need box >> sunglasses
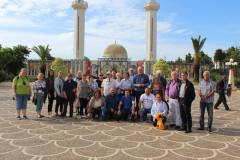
[22,80,26,85]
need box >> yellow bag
[155,112,165,130]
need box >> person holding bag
[32,73,46,118]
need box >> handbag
[32,94,37,105]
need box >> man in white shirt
[139,87,155,121]
[101,71,117,97]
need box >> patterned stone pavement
[0,82,240,160]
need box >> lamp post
[225,59,238,90]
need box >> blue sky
[0,0,239,61]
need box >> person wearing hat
[101,71,117,97]
[214,75,230,111]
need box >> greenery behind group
[0,43,239,87]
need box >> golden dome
[103,43,128,59]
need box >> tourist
[179,71,196,133]
[119,72,133,96]
[101,71,117,97]
[151,93,169,127]
[74,70,82,83]
[198,71,215,132]
[46,69,55,117]
[165,71,182,129]
[151,77,164,97]
[77,74,91,116]
[139,87,155,121]
[12,68,31,120]
[89,75,99,92]
[133,67,150,119]
[156,70,167,92]
[115,72,122,95]
[117,89,134,121]
[105,87,120,120]
[214,75,230,111]
[62,74,77,117]
[87,89,105,120]
[32,73,46,118]
[54,71,64,116]
[112,70,117,79]
[96,73,104,88]
[128,67,135,83]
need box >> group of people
[12,67,231,133]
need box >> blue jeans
[141,108,151,121]
[101,107,108,121]
[200,102,213,129]
[16,95,28,110]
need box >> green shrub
[211,71,222,82]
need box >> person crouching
[151,93,168,128]
[87,89,105,120]
[105,87,120,120]
[117,89,134,121]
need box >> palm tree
[214,49,226,70]
[32,45,53,76]
[191,36,206,82]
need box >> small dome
[103,43,128,59]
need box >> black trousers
[179,98,192,131]
[108,109,118,120]
[62,99,74,117]
[214,93,229,110]
[79,98,88,115]
[92,107,101,119]
[55,96,64,114]
[48,91,55,113]
[133,91,144,119]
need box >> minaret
[144,0,160,61]
[72,0,88,60]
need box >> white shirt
[179,81,186,98]
[119,79,133,90]
[140,93,155,109]
[101,78,117,96]
[151,101,168,120]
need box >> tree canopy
[51,58,68,76]
[152,59,170,77]
[0,45,30,78]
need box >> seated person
[87,89,105,120]
[105,87,120,120]
[117,89,134,121]
[151,93,169,127]
[139,87,155,121]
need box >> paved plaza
[0,82,239,160]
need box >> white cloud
[0,0,71,16]
[0,17,38,28]
[55,11,67,17]
[0,0,196,61]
